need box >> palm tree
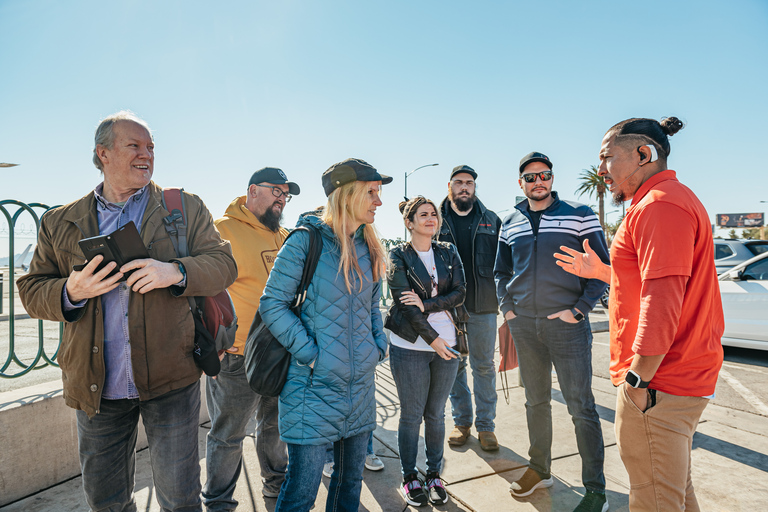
[575,165,606,228]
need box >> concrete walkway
[3,312,768,511]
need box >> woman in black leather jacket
[384,196,468,507]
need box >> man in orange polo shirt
[555,116,723,511]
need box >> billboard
[716,213,764,228]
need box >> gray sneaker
[365,454,385,471]
[322,461,334,478]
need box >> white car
[718,252,768,350]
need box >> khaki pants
[615,386,708,511]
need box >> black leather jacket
[438,198,501,314]
[384,241,468,344]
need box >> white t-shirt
[390,247,457,352]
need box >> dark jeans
[449,312,498,431]
[276,431,369,512]
[507,315,606,492]
[75,381,202,512]
[324,432,374,464]
[390,345,460,477]
[204,353,287,510]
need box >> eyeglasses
[521,171,553,183]
[257,184,292,202]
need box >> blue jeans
[324,432,374,464]
[507,315,606,493]
[276,431,369,512]
[203,353,287,510]
[449,312,498,431]
[390,345,459,477]
[75,381,202,512]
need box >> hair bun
[660,117,684,136]
[398,200,408,214]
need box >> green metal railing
[0,206,403,380]
[1,200,61,378]
[380,238,407,306]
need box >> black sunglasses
[521,171,553,183]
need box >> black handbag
[244,225,323,397]
[451,307,469,356]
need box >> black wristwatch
[625,370,651,389]
[571,308,585,322]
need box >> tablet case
[75,221,150,281]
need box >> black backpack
[244,225,323,397]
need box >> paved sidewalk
[4,312,768,511]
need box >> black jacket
[384,241,468,344]
[438,198,501,314]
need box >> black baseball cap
[322,158,392,197]
[450,165,477,180]
[249,167,300,195]
[519,152,553,174]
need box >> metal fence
[0,202,404,380]
[1,200,61,378]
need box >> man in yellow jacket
[204,167,300,508]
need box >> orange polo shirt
[609,170,724,396]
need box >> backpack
[161,187,237,377]
[244,224,323,397]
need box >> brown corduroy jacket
[17,181,237,417]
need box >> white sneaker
[322,461,334,478]
[365,454,385,471]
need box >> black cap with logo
[450,164,477,180]
[321,158,393,197]
[249,167,300,195]
[519,152,553,174]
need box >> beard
[449,189,477,212]
[526,187,551,202]
[611,191,626,206]
[258,203,283,232]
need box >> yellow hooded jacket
[215,196,288,354]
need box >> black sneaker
[509,467,554,497]
[401,474,428,507]
[574,490,609,512]
[425,471,449,505]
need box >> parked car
[714,239,768,274]
[718,252,768,351]
[599,286,609,309]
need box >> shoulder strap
[284,225,324,310]
[161,187,188,258]
[161,188,196,312]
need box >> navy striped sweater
[494,191,610,318]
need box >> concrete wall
[0,379,209,507]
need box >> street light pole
[403,163,438,239]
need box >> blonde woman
[259,158,390,512]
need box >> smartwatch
[571,308,585,322]
[174,261,187,284]
[625,370,651,389]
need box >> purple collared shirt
[63,184,150,399]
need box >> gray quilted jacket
[259,214,388,445]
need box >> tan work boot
[478,431,499,451]
[447,425,471,446]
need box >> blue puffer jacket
[259,214,388,445]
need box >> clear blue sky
[1,0,767,243]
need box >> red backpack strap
[161,187,188,258]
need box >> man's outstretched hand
[554,239,611,284]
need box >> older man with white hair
[18,111,237,512]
